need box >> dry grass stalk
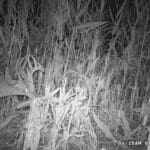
[0,0,150,150]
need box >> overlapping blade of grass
[1,0,150,150]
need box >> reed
[0,0,150,150]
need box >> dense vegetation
[0,0,150,150]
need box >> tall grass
[0,0,150,150]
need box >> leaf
[120,110,131,136]
[73,21,107,30]
[92,112,117,142]
[75,0,91,20]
